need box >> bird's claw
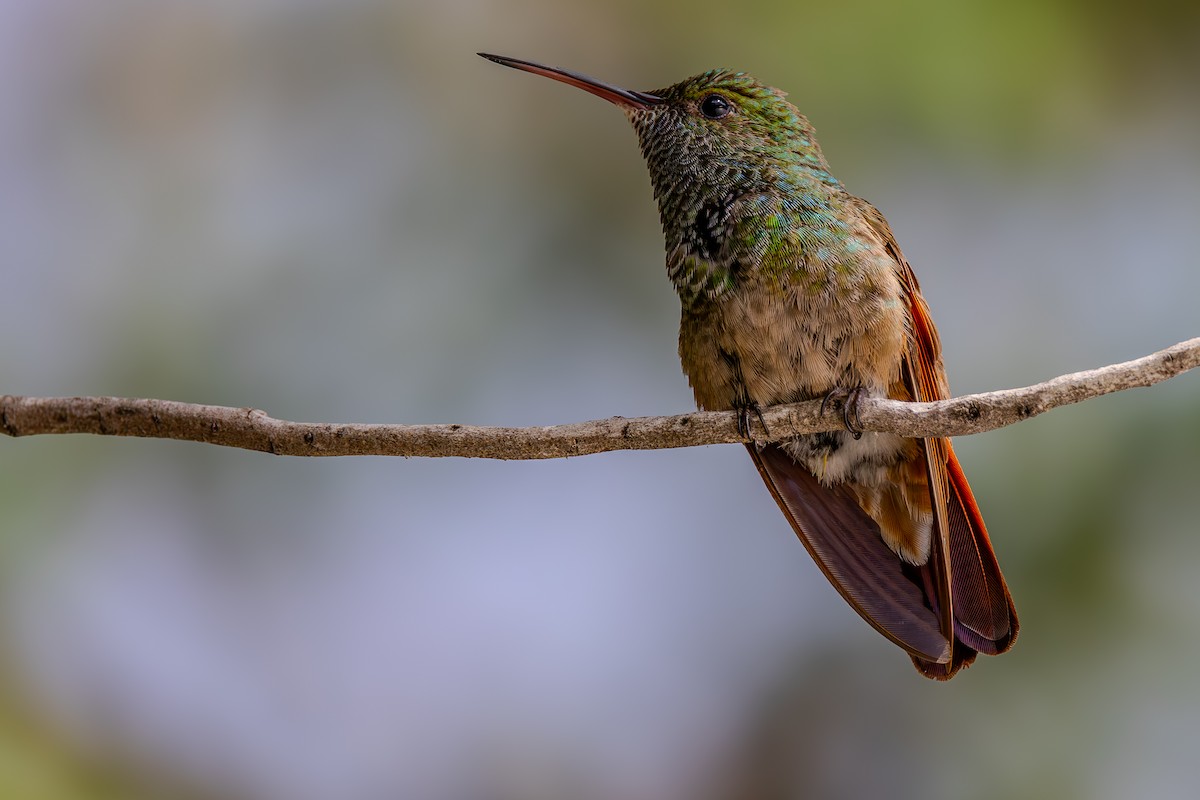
[820,386,865,440]
[736,402,769,441]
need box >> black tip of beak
[478,53,664,110]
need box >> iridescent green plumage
[626,71,860,307]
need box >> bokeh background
[2,1,1199,798]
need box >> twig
[2,338,1197,459]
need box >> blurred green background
[2,0,1199,798]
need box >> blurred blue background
[2,1,1199,798]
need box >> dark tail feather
[911,639,979,680]
[748,443,952,665]
[911,445,1018,679]
[943,446,1018,654]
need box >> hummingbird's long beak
[479,53,664,110]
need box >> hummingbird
[480,53,1017,679]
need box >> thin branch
[2,337,1197,459]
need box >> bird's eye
[699,94,733,119]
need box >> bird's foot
[819,386,866,440]
[735,401,769,441]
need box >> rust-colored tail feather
[944,445,1018,654]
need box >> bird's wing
[859,198,1018,678]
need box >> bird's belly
[681,286,908,410]
[679,283,911,486]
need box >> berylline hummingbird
[480,53,1017,679]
